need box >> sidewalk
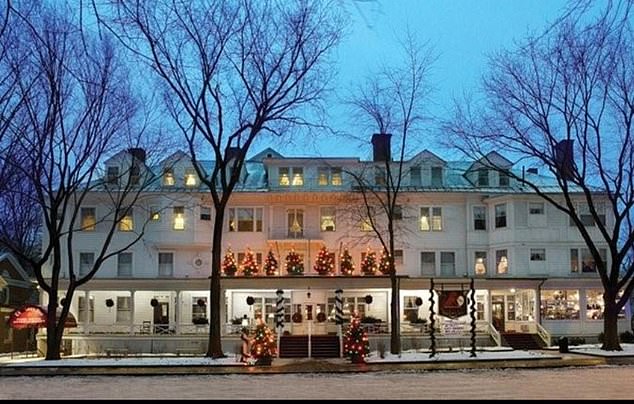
[0,350,615,377]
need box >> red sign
[8,304,77,329]
[438,291,468,319]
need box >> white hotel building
[41,135,630,356]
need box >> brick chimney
[371,133,392,162]
[128,148,146,164]
[554,139,574,180]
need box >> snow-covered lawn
[568,343,634,357]
[365,348,558,363]
[3,354,245,367]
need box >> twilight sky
[270,0,573,160]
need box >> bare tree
[0,2,160,359]
[344,30,434,354]
[445,0,634,350]
[94,0,343,357]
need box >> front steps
[501,333,544,350]
[279,335,340,358]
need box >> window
[173,207,185,230]
[393,250,403,265]
[410,166,421,186]
[116,296,132,323]
[78,295,94,323]
[495,250,508,274]
[420,207,442,231]
[130,164,140,185]
[375,166,386,186]
[586,290,625,320]
[570,248,607,273]
[318,167,329,186]
[79,252,94,276]
[530,249,546,261]
[571,203,606,227]
[118,208,134,231]
[192,297,207,323]
[541,290,580,320]
[494,204,507,228]
[473,206,486,230]
[318,167,342,186]
[320,207,336,232]
[228,208,263,232]
[475,251,487,276]
[477,168,489,186]
[287,208,304,238]
[403,296,420,323]
[106,166,119,185]
[421,252,435,276]
[331,167,342,186]
[117,252,133,277]
[328,296,367,323]
[279,168,290,186]
[200,207,211,221]
[499,169,510,187]
[184,169,197,187]
[431,166,443,187]
[360,218,373,232]
[291,167,304,186]
[440,252,455,276]
[158,252,174,277]
[163,168,175,186]
[476,294,485,321]
[81,208,96,231]
[150,206,160,221]
[529,202,544,215]
[393,205,403,221]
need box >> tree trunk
[45,300,61,360]
[601,299,622,351]
[390,274,401,354]
[207,208,225,358]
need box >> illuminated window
[320,207,336,232]
[360,218,373,232]
[279,167,290,186]
[163,168,175,186]
[318,167,329,186]
[119,208,134,231]
[331,168,342,186]
[475,251,487,275]
[116,296,131,322]
[291,167,303,186]
[318,167,342,186]
[184,169,197,187]
[585,290,625,320]
[150,206,160,221]
[78,295,94,323]
[228,208,262,232]
[173,206,185,230]
[81,207,96,231]
[540,290,579,320]
[393,249,403,265]
[496,250,508,274]
[420,207,442,231]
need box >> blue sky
[270,0,573,160]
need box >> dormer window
[291,167,303,186]
[477,168,489,186]
[318,167,343,186]
[106,166,119,185]
[410,166,421,186]
[130,164,140,185]
[431,166,443,187]
[279,168,290,186]
[499,169,510,187]
[184,169,197,187]
[163,168,175,186]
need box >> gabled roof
[466,151,513,172]
[159,150,191,167]
[0,252,35,288]
[251,148,284,161]
[409,149,446,165]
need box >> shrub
[193,317,209,325]
[231,316,243,325]
[620,331,634,343]
[360,316,382,324]
[569,337,585,346]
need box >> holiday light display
[343,315,369,363]
[360,249,377,276]
[285,248,304,275]
[313,246,335,275]
[241,248,259,276]
[263,249,279,276]
[339,248,355,276]
[378,248,392,275]
[222,247,238,276]
[250,321,276,365]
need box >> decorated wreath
[292,312,303,323]
[316,312,327,323]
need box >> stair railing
[535,322,551,347]
[488,322,502,347]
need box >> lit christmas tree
[313,246,335,275]
[250,320,276,365]
[241,248,259,276]
[285,248,304,275]
[222,247,238,276]
[340,248,355,276]
[343,315,369,363]
[263,249,278,276]
[360,249,377,276]
[378,248,392,275]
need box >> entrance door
[153,302,169,334]
[492,296,505,332]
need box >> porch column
[175,290,181,335]
[129,290,136,335]
[219,287,227,336]
[84,290,91,335]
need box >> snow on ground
[568,343,634,356]
[365,348,557,363]
[3,354,244,367]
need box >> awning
[7,304,77,329]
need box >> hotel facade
[40,136,630,355]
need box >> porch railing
[488,323,502,346]
[535,322,551,347]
